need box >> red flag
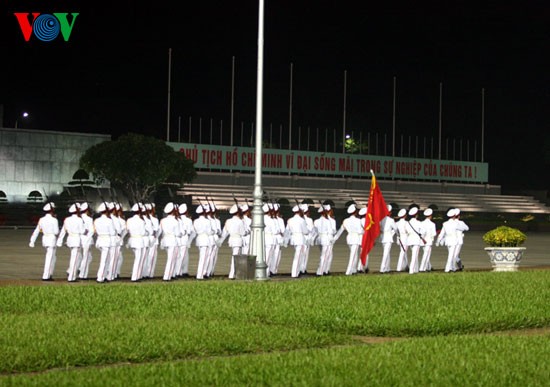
[360,172,390,266]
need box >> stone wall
[0,128,110,203]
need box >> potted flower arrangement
[483,226,527,272]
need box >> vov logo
[14,13,79,42]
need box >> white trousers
[379,242,393,273]
[42,246,57,280]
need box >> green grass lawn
[1,271,549,386]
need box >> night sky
[1,1,548,190]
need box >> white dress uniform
[419,209,437,272]
[93,206,116,283]
[314,206,336,276]
[284,207,310,278]
[218,205,247,279]
[29,203,60,280]
[56,205,85,282]
[436,209,470,272]
[126,208,148,282]
[333,204,364,276]
[300,205,317,275]
[240,205,252,255]
[262,204,279,276]
[206,210,222,277]
[453,209,469,270]
[395,209,409,272]
[193,206,214,279]
[175,204,194,278]
[159,203,183,281]
[272,205,286,275]
[404,207,425,274]
[379,205,396,273]
[78,204,95,279]
[108,211,125,281]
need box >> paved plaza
[0,228,548,284]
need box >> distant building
[0,128,110,203]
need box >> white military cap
[80,202,89,211]
[446,208,457,217]
[408,207,419,216]
[455,208,461,216]
[107,202,115,211]
[324,204,331,211]
[273,203,280,210]
[203,204,211,213]
[42,203,52,212]
[97,202,107,213]
[196,205,204,214]
[229,204,239,214]
[164,202,174,214]
[240,204,249,212]
[359,207,367,216]
[131,203,140,212]
[317,206,324,213]
[347,204,357,214]
[397,208,407,218]
[292,205,300,212]
[423,208,433,216]
[145,203,152,211]
[387,204,392,212]
[68,204,78,213]
[262,203,269,212]
[178,203,188,214]
[300,204,309,212]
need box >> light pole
[250,0,268,280]
[15,112,29,128]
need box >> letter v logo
[53,13,80,41]
[14,13,40,41]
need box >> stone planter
[484,247,526,272]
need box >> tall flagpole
[166,48,172,141]
[288,62,293,150]
[230,56,235,146]
[251,0,267,280]
[342,69,347,153]
[481,87,485,162]
[438,82,442,160]
[392,76,396,157]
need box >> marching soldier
[29,202,60,281]
[126,203,148,282]
[379,204,396,274]
[284,204,310,278]
[395,208,409,272]
[93,202,116,283]
[57,203,85,282]
[314,204,336,276]
[218,204,247,279]
[78,202,95,280]
[419,208,437,272]
[159,202,182,281]
[333,203,363,276]
[405,207,425,274]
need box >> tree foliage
[79,133,196,201]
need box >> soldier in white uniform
[272,203,286,276]
[454,208,469,271]
[357,206,369,273]
[379,204,396,274]
[436,208,469,272]
[78,202,95,280]
[284,205,310,278]
[109,202,126,281]
[93,202,117,283]
[29,202,60,281]
[206,204,222,278]
[175,203,195,278]
[333,204,364,276]
[395,208,409,272]
[142,203,160,279]
[193,205,214,280]
[218,204,247,279]
[240,204,252,255]
[159,202,182,281]
[405,207,425,274]
[126,203,148,282]
[300,204,317,275]
[314,204,336,276]
[57,203,85,282]
[262,203,276,276]
[419,208,437,272]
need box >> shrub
[482,226,526,247]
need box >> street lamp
[15,112,29,128]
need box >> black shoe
[42,278,53,281]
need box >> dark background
[1,1,548,190]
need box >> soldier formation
[28,199,469,282]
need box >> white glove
[29,242,34,248]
